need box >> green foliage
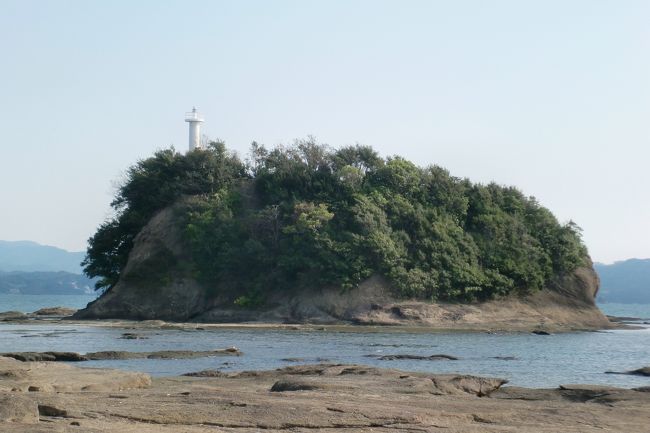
[233,292,265,308]
[83,144,245,290]
[84,140,589,303]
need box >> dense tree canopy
[84,140,588,303]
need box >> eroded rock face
[73,206,206,322]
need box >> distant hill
[595,259,650,304]
[0,240,85,274]
[0,271,94,295]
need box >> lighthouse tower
[184,107,204,151]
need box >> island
[74,140,610,331]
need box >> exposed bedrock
[0,357,151,394]
[2,361,650,432]
[1,347,242,363]
[366,353,459,361]
[605,366,650,377]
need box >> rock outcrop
[0,394,39,424]
[369,354,459,361]
[0,308,77,323]
[0,356,151,393]
[2,361,650,432]
[32,307,77,317]
[0,311,28,322]
[1,347,242,362]
[606,366,650,377]
[74,206,206,321]
[75,204,612,331]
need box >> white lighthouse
[184,107,204,151]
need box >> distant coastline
[595,259,650,304]
[0,271,95,296]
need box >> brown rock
[86,348,242,360]
[0,394,39,423]
[2,361,650,432]
[2,348,241,363]
[0,311,28,321]
[72,205,207,321]
[270,379,322,392]
[431,375,508,396]
[0,356,151,393]
[33,307,77,316]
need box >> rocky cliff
[74,204,611,331]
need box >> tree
[83,145,245,290]
[85,139,589,303]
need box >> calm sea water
[0,294,649,389]
[598,302,650,319]
[0,293,97,313]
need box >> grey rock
[270,379,321,392]
[369,354,459,361]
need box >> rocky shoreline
[0,305,630,334]
[72,263,615,333]
[1,306,648,431]
[0,347,241,362]
[1,357,649,432]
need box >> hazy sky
[0,0,648,263]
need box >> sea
[0,293,649,389]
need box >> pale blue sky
[0,0,648,263]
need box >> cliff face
[74,206,206,321]
[75,205,611,331]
